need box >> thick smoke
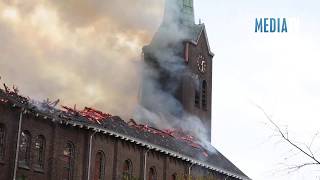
[134,1,215,152]
[0,0,164,118]
[0,0,214,153]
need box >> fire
[128,119,202,149]
[0,83,208,156]
[61,106,112,124]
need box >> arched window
[148,167,157,180]
[94,151,105,180]
[19,130,31,167]
[171,173,177,180]
[62,142,75,180]
[0,124,6,161]
[208,171,215,180]
[122,159,133,180]
[195,88,200,108]
[201,80,207,110]
[194,80,200,108]
[34,135,46,169]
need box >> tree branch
[286,162,319,173]
[256,105,320,166]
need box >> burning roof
[0,84,249,180]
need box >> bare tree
[256,105,320,172]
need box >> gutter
[143,148,151,180]
[188,163,195,179]
[82,124,250,180]
[87,131,97,180]
[13,109,24,180]
[13,109,250,180]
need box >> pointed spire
[162,0,195,26]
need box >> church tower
[141,0,214,141]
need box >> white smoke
[134,0,215,153]
[0,0,215,154]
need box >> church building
[141,0,213,141]
[0,0,249,180]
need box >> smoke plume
[134,1,215,152]
[0,0,214,152]
[0,0,164,118]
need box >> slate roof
[0,88,250,180]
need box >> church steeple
[141,0,213,141]
[163,0,195,26]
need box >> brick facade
[0,102,240,180]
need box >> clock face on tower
[197,54,207,73]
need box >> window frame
[148,166,157,180]
[201,80,207,110]
[171,173,177,180]
[18,130,32,168]
[62,142,75,180]
[94,151,106,180]
[34,135,46,170]
[122,159,133,180]
[195,86,200,108]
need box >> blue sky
[194,0,320,179]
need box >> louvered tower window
[195,87,200,108]
[202,80,207,110]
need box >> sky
[0,0,320,180]
[193,0,320,179]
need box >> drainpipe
[188,163,195,180]
[87,130,97,180]
[143,148,151,180]
[13,109,24,180]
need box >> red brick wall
[89,134,116,180]
[0,104,20,180]
[182,29,213,141]
[0,103,238,180]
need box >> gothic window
[194,79,200,108]
[122,159,133,180]
[195,87,200,108]
[34,135,45,169]
[19,130,31,167]
[0,124,5,161]
[94,151,105,180]
[201,80,207,110]
[171,173,177,180]
[148,167,157,180]
[62,142,75,180]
